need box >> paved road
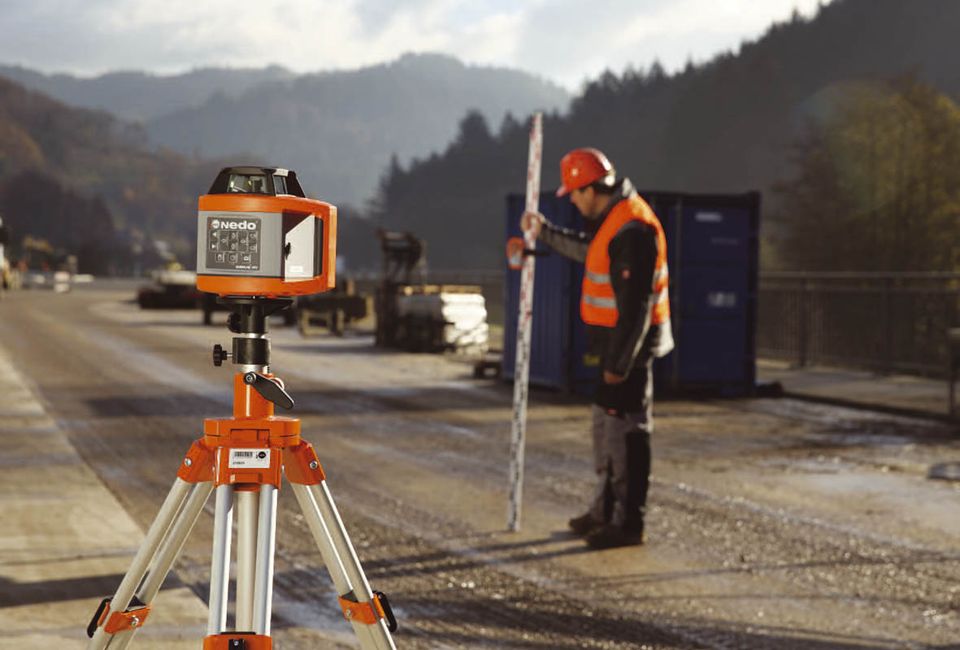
[2,285,960,649]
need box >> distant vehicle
[53,271,71,293]
[137,269,204,309]
[24,271,72,292]
[135,268,292,326]
[296,278,368,337]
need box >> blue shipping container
[503,190,759,395]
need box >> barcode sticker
[229,448,271,469]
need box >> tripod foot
[203,633,272,649]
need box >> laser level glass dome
[207,167,306,198]
[227,173,269,194]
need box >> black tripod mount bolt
[212,344,230,367]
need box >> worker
[521,147,673,549]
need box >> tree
[453,111,492,149]
[0,170,118,274]
[774,76,960,271]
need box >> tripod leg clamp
[177,440,216,483]
[87,597,152,636]
[283,443,326,485]
[105,605,152,634]
[339,591,398,632]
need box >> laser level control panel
[205,215,262,272]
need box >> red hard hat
[556,147,615,197]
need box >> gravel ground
[1,286,959,649]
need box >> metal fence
[758,272,960,377]
[352,268,960,378]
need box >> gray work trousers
[587,405,652,531]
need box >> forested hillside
[0,77,219,272]
[373,0,960,271]
[0,53,569,273]
[3,53,569,214]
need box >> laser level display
[196,166,337,297]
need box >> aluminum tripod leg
[87,478,213,650]
[207,484,234,635]
[235,489,259,631]
[291,482,397,650]
[252,484,279,635]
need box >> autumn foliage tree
[774,77,960,271]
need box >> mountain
[0,76,221,272]
[0,64,296,122]
[2,54,570,209]
[371,0,960,270]
[142,53,570,206]
[0,51,568,273]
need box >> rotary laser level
[197,166,337,297]
[87,168,397,650]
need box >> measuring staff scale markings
[86,166,397,650]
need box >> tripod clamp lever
[244,372,294,410]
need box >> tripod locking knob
[244,372,294,410]
[212,344,230,367]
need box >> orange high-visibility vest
[581,194,671,329]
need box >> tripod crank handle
[243,372,294,410]
[374,591,398,633]
[87,597,111,638]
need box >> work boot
[585,523,645,549]
[568,512,603,536]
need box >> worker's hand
[603,370,626,385]
[520,210,545,239]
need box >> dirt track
[2,284,960,649]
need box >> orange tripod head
[196,166,337,298]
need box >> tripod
[87,297,397,650]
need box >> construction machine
[375,229,488,353]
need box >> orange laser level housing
[196,167,337,297]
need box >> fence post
[883,276,894,374]
[798,278,808,368]
[949,328,960,419]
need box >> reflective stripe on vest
[581,194,671,328]
[583,294,617,309]
[585,270,611,284]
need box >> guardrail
[758,272,960,377]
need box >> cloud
[0,0,827,87]
[511,0,826,89]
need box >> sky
[0,0,827,90]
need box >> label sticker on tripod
[229,448,271,469]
